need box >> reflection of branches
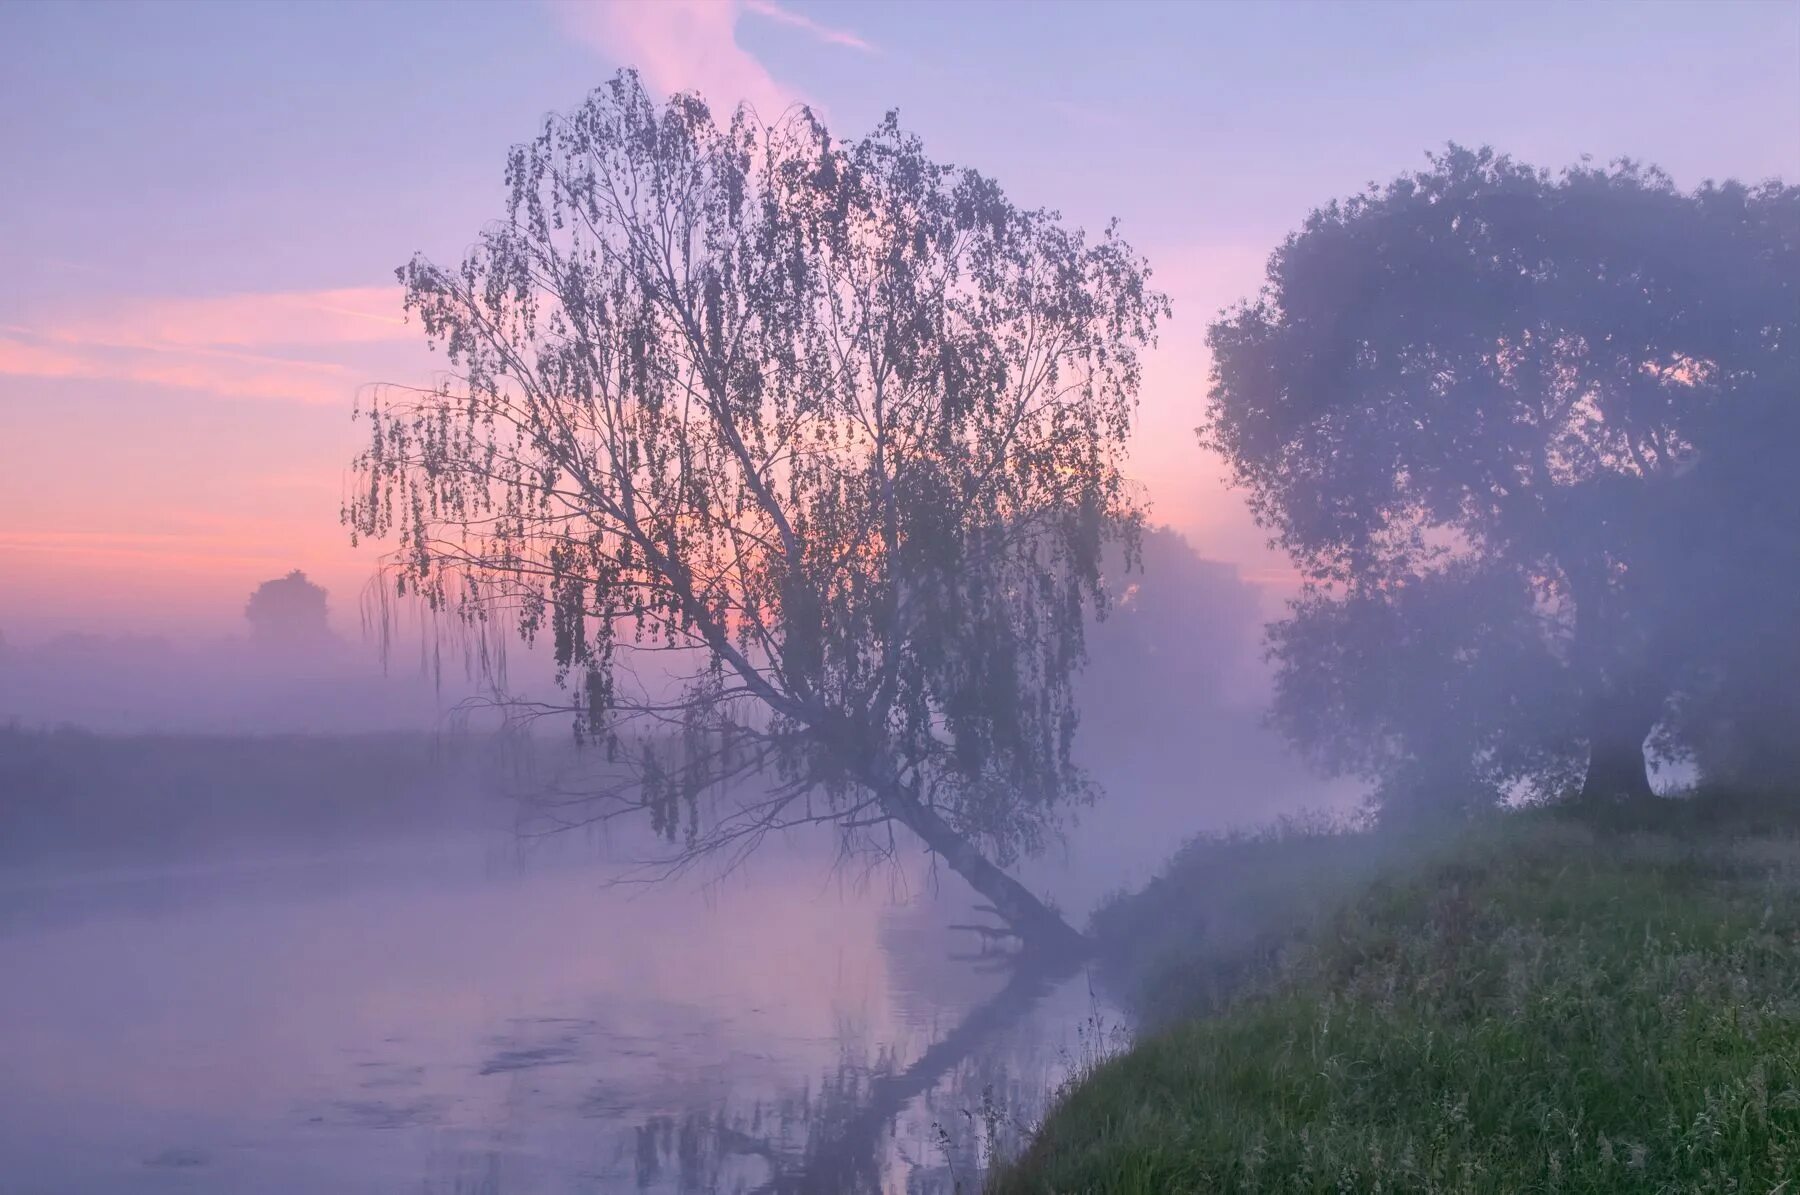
[784,962,1068,1193]
[681,955,1078,1194]
[467,718,914,899]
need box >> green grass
[993,792,1800,1193]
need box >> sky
[1,0,1796,642]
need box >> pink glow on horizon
[0,287,424,638]
[0,242,1285,642]
[0,13,1301,645]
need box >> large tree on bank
[346,73,1165,952]
[1205,147,1796,809]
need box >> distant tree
[245,569,333,648]
[346,72,1165,952]
[1077,526,1261,746]
[1205,147,1796,808]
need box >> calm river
[0,832,1124,1193]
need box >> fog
[0,536,1349,884]
[3,5,1792,1192]
[0,538,1350,1192]
[0,817,1103,1193]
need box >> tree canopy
[1205,146,1797,810]
[244,569,333,649]
[346,72,1165,950]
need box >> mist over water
[0,826,1090,1193]
[5,6,1780,1191]
[0,545,1346,1193]
[0,781,1331,1191]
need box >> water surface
[0,833,1122,1193]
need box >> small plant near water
[932,987,1134,1190]
[991,791,1800,1193]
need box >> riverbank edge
[989,789,1800,1192]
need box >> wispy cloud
[551,0,798,120]
[0,286,409,405]
[741,0,874,52]
[550,0,872,120]
[58,287,409,349]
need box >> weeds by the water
[932,983,1134,1191]
[992,792,1800,1193]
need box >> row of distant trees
[342,72,1795,949]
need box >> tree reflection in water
[625,956,1113,1194]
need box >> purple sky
[2,0,1795,640]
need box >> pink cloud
[59,286,410,350]
[550,0,803,121]
[741,0,874,52]
[0,285,411,405]
[0,336,89,379]
[0,328,362,405]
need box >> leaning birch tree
[346,72,1165,953]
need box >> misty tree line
[347,71,1796,951]
[1206,148,1797,812]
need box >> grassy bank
[994,793,1800,1192]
